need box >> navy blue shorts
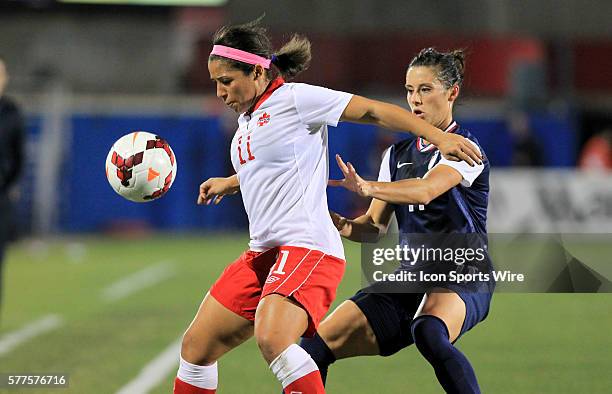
[350,284,493,357]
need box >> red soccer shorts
[209,246,345,337]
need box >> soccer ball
[105,131,177,202]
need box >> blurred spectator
[579,129,612,170]
[0,57,25,321]
[181,37,214,93]
[508,110,544,166]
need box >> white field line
[0,314,63,357]
[101,261,176,302]
[115,337,182,394]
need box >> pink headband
[210,45,272,69]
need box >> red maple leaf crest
[257,112,271,127]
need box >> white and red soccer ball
[105,132,177,202]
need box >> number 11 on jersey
[237,135,255,164]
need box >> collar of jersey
[244,77,285,116]
[416,121,458,152]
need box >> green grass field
[1,234,611,393]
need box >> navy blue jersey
[377,122,493,283]
[380,122,489,235]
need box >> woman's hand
[329,210,352,237]
[197,175,239,205]
[435,133,482,166]
[328,154,372,197]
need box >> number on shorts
[272,250,290,275]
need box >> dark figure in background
[0,58,25,321]
[508,110,544,166]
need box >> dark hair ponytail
[408,47,466,89]
[272,34,311,79]
[210,17,311,80]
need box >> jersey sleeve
[292,83,353,127]
[377,147,392,182]
[434,140,484,187]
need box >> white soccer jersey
[230,79,353,259]
[378,147,392,182]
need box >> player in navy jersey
[299,48,494,394]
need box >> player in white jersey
[173,18,482,394]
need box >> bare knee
[181,329,217,366]
[179,293,254,366]
[254,328,288,364]
[181,325,251,366]
[254,295,309,363]
[318,301,378,359]
[254,312,303,364]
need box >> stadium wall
[15,110,587,235]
